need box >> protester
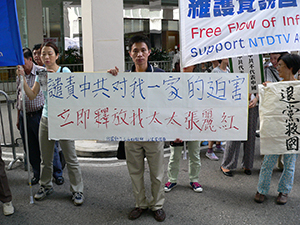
[16,47,64,186]
[206,59,229,161]
[254,53,300,205]
[220,93,258,177]
[32,44,44,66]
[0,146,14,216]
[264,52,288,82]
[205,60,219,73]
[219,57,259,176]
[107,35,166,222]
[165,65,202,193]
[17,42,84,206]
[264,52,290,170]
[32,44,66,181]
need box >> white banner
[259,81,300,155]
[179,0,300,68]
[48,72,248,141]
[231,55,263,93]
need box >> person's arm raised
[17,65,40,100]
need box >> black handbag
[116,141,126,159]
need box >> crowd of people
[1,35,300,223]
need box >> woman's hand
[107,66,119,76]
[262,81,271,87]
[249,97,258,108]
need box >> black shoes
[220,167,233,177]
[29,176,64,185]
[30,177,39,185]
[244,169,252,175]
[55,176,64,185]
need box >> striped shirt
[16,63,44,112]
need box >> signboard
[231,55,264,93]
[179,0,300,68]
[48,72,249,141]
[259,81,300,155]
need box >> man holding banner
[108,35,166,222]
[206,59,229,161]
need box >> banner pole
[179,0,188,160]
[21,76,34,204]
[179,0,183,71]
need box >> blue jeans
[53,142,63,179]
[257,154,298,195]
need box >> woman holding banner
[254,53,300,205]
[17,42,84,206]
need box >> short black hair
[279,54,300,75]
[32,44,42,51]
[128,35,151,51]
[23,47,33,60]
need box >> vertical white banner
[231,55,263,94]
[259,81,300,155]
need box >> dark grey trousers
[221,106,258,170]
[0,146,12,203]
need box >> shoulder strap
[269,68,280,82]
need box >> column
[82,0,124,72]
[26,0,44,48]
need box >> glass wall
[41,0,82,69]
[40,0,179,64]
[17,0,179,66]
[123,0,180,53]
